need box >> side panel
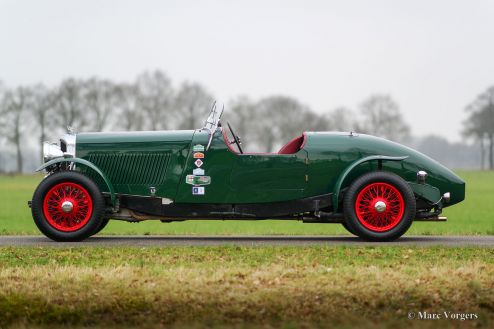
[76,131,193,198]
[174,130,235,203]
[229,152,307,201]
[174,129,308,203]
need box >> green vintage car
[30,105,465,242]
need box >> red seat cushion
[278,134,305,154]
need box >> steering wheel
[227,122,243,154]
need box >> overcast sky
[1,0,493,141]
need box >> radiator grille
[85,153,170,186]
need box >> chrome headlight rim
[60,133,76,157]
[43,142,64,162]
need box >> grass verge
[0,246,493,328]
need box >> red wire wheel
[42,182,93,232]
[354,182,405,232]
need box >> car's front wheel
[343,171,416,241]
[31,171,105,242]
[94,217,111,235]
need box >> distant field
[0,170,493,235]
[0,246,492,328]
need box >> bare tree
[300,110,331,132]
[0,87,31,173]
[136,70,174,130]
[478,87,494,170]
[254,96,316,152]
[254,96,288,152]
[227,96,329,152]
[175,82,214,129]
[227,96,257,149]
[463,108,486,169]
[54,78,88,132]
[0,82,6,172]
[324,107,358,131]
[359,94,411,142]
[113,83,144,131]
[463,86,494,170]
[84,78,116,131]
[416,135,481,169]
[29,84,56,162]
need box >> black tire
[341,221,357,235]
[343,171,416,241]
[31,171,105,242]
[94,217,111,235]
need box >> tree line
[0,69,489,172]
[0,71,214,172]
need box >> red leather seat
[278,134,306,154]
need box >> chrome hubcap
[61,201,74,213]
[374,201,386,213]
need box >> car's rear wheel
[343,171,415,241]
[31,171,105,242]
[341,221,357,235]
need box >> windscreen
[203,101,223,132]
[203,101,224,150]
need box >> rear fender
[333,155,408,211]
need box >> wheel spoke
[43,182,93,232]
[355,182,405,232]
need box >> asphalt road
[0,235,493,247]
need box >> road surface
[0,235,493,247]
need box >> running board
[414,216,447,221]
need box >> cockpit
[201,102,306,155]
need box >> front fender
[332,155,408,211]
[36,157,116,206]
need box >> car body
[30,105,465,241]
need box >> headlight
[43,142,64,161]
[43,133,76,163]
[60,133,76,156]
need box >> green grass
[0,246,492,328]
[0,170,493,235]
